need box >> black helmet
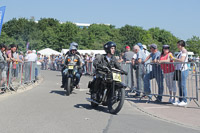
[104,41,116,54]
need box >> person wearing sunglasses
[158,45,176,103]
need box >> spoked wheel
[90,92,99,108]
[65,78,72,96]
[108,87,125,114]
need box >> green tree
[119,25,153,48]
[41,27,59,50]
[3,18,37,42]
[186,36,200,56]
[37,18,60,32]
[149,27,178,52]
[0,31,16,45]
[57,22,79,50]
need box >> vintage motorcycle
[87,66,127,114]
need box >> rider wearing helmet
[90,41,126,93]
[93,41,122,69]
[61,42,82,88]
[65,42,80,56]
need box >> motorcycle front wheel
[65,78,72,96]
[90,92,99,108]
[108,87,125,114]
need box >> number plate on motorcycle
[68,66,74,70]
[112,72,121,82]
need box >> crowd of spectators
[0,44,38,93]
[118,40,190,107]
[0,41,193,106]
[38,52,96,75]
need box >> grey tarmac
[0,70,199,133]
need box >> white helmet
[70,42,78,49]
[142,45,147,50]
[69,45,77,51]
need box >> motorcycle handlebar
[111,68,127,75]
[97,67,127,75]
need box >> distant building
[74,23,91,28]
[74,22,110,28]
[34,20,110,28]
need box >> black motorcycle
[87,67,127,114]
[64,59,78,96]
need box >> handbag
[173,52,188,81]
[0,63,5,70]
[173,70,181,81]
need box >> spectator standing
[32,50,38,80]
[0,44,9,92]
[143,44,164,102]
[170,40,189,106]
[19,51,24,61]
[142,44,152,72]
[8,44,22,80]
[124,45,135,63]
[18,51,24,73]
[85,53,90,74]
[132,45,147,96]
[41,55,44,70]
[118,52,125,63]
[159,45,176,103]
[25,50,37,62]
[81,54,86,74]
[25,50,37,82]
[142,45,150,57]
[43,55,48,70]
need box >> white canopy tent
[61,49,106,55]
[38,48,61,56]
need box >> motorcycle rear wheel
[108,87,125,114]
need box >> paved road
[0,70,199,133]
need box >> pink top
[160,53,175,73]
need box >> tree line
[0,18,199,56]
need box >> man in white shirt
[25,50,37,62]
[25,50,38,81]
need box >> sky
[0,0,200,40]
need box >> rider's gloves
[121,70,128,75]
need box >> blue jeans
[35,67,38,77]
[136,64,145,94]
[62,68,81,86]
[144,67,164,101]
[178,70,189,102]
[74,72,81,86]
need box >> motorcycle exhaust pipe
[86,98,100,105]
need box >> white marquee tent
[38,48,61,56]
[61,49,106,55]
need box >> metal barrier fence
[0,61,40,93]
[62,59,199,106]
[121,62,199,106]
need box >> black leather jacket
[93,54,121,70]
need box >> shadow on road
[74,104,109,113]
[50,90,77,96]
[126,98,171,105]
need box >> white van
[174,51,194,59]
